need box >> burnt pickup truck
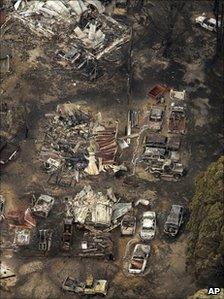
[62,275,108,296]
[168,100,187,134]
[0,136,20,167]
[148,106,164,131]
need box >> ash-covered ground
[0,1,223,299]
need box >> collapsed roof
[13,0,131,70]
[64,185,132,227]
[40,103,125,182]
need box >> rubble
[13,227,31,246]
[6,208,36,228]
[40,103,122,183]
[64,185,131,228]
[78,231,114,259]
[95,125,118,166]
[31,195,55,218]
[62,275,108,296]
[0,264,16,291]
[12,0,131,79]
[0,264,15,279]
[148,84,169,102]
[38,229,52,252]
[0,0,222,297]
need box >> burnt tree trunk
[214,0,224,57]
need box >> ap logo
[208,288,221,295]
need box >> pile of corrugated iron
[64,185,132,228]
[39,103,124,185]
[95,126,118,166]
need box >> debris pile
[40,103,122,184]
[78,231,114,259]
[6,208,36,229]
[64,185,132,227]
[62,274,108,296]
[12,0,131,79]
[0,264,17,291]
[13,227,31,246]
[5,208,36,248]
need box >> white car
[128,244,151,274]
[195,15,219,32]
[140,211,156,240]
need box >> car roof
[134,244,151,256]
[142,218,154,228]
[143,211,155,218]
[166,205,183,225]
[151,107,163,115]
[205,18,216,25]
[38,195,54,202]
[146,134,167,144]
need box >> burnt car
[168,100,187,134]
[31,195,55,218]
[13,227,31,246]
[145,134,167,148]
[121,214,136,236]
[62,217,73,251]
[44,158,61,173]
[149,159,185,181]
[166,136,181,151]
[148,106,164,131]
[144,147,166,161]
[144,134,167,161]
[38,229,52,252]
[128,244,151,274]
[164,205,184,237]
[62,275,108,296]
[0,136,19,167]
